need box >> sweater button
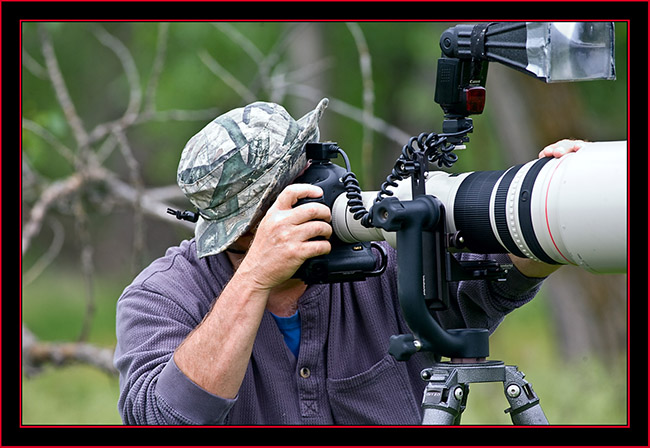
[299,367,311,378]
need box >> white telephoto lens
[332,141,627,274]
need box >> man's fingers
[539,139,586,159]
[269,184,331,225]
[273,184,324,210]
[269,219,332,251]
[298,220,333,241]
[291,201,331,224]
[301,239,332,259]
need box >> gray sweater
[114,239,544,425]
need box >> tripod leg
[503,365,549,425]
[421,375,469,425]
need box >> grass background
[21,265,627,426]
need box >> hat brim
[194,196,259,258]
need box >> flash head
[439,22,616,82]
[435,22,616,119]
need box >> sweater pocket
[326,355,422,425]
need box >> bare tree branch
[213,22,304,102]
[113,128,146,273]
[22,48,48,79]
[144,22,170,115]
[92,25,142,127]
[288,83,411,145]
[22,326,117,377]
[94,133,119,165]
[22,172,90,255]
[147,184,186,202]
[346,22,375,185]
[38,24,89,150]
[283,58,334,87]
[22,166,192,257]
[22,118,77,165]
[22,218,65,286]
[199,49,256,103]
[136,107,222,123]
[99,168,194,231]
[212,22,265,65]
[85,25,143,145]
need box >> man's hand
[238,184,332,291]
[538,139,586,159]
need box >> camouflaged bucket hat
[177,98,329,258]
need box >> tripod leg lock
[503,365,549,425]
[421,368,469,425]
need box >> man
[114,99,575,425]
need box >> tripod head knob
[389,334,422,361]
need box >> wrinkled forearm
[173,269,270,399]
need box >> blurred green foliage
[462,290,627,425]
[22,365,122,425]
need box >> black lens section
[453,170,505,254]
[453,159,559,264]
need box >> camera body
[291,142,386,284]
